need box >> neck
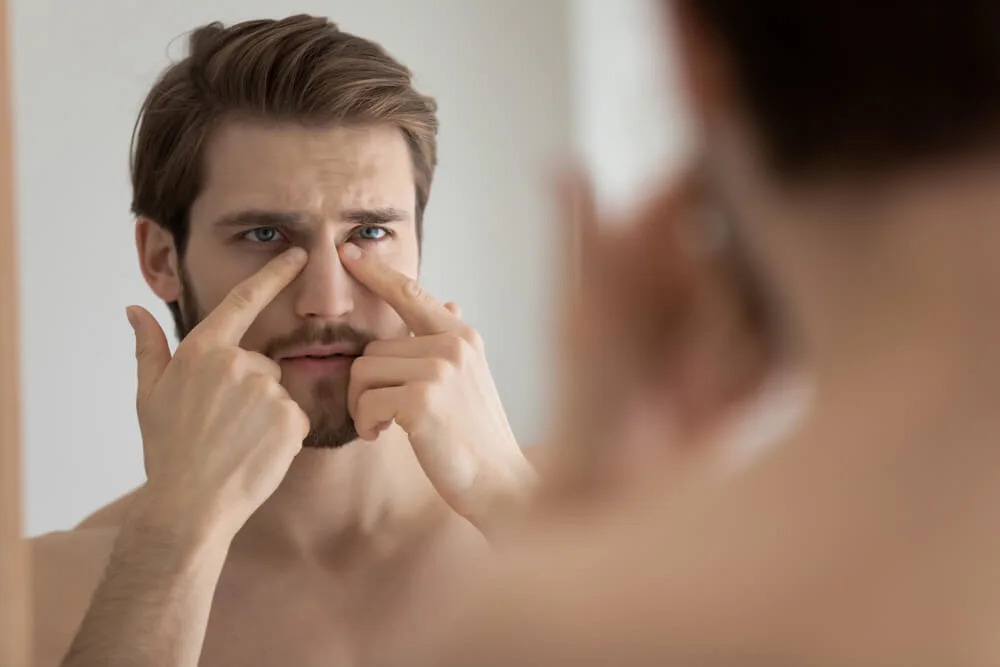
[234,424,446,562]
[721,146,1000,407]
[811,172,1000,398]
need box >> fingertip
[125,306,139,331]
[341,242,362,261]
[283,247,308,264]
[126,305,157,333]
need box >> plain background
[11,0,684,536]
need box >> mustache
[262,323,377,359]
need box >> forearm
[467,456,541,546]
[60,495,230,667]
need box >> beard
[174,269,382,449]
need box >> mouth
[280,353,358,375]
[278,343,361,359]
[293,353,358,360]
[278,346,360,374]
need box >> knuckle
[440,334,467,364]
[411,381,436,408]
[261,358,283,380]
[399,278,422,302]
[428,358,451,382]
[176,338,208,361]
[458,325,483,350]
[227,283,260,311]
[275,395,298,415]
[210,347,244,374]
[286,402,310,434]
[247,372,277,395]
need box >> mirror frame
[1,0,30,663]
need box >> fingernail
[342,243,362,260]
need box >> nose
[293,238,356,321]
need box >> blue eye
[243,227,284,244]
[355,226,389,242]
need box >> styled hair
[688,1,1000,181]
[129,15,439,327]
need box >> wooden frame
[1,0,30,663]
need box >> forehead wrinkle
[194,121,416,227]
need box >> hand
[340,243,536,532]
[547,167,771,499]
[126,248,312,542]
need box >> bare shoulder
[522,443,552,471]
[31,527,118,667]
[74,487,143,529]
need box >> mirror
[15,2,580,537]
[10,3,757,667]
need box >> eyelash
[239,225,394,245]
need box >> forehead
[190,120,416,226]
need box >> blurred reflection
[406,0,1000,665]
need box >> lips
[289,353,358,364]
[278,350,358,375]
[278,344,360,360]
[298,353,352,359]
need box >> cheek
[183,243,292,346]
[367,231,420,275]
[184,244,254,309]
[357,246,419,335]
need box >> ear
[664,0,735,130]
[135,217,182,302]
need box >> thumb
[126,305,171,400]
[443,302,462,319]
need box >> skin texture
[30,120,536,667]
[30,115,775,667]
[398,1,1000,666]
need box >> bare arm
[59,252,310,666]
[59,495,230,667]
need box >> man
[408,0,1000,665]
[31,13,776,667]
[29,15,543,667]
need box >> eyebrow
[342,207,409,226]
[213,207,409,229]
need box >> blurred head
[666,0,1000,369]
[132,15,439,448]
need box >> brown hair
[129,15,439,328]
[687,0,1000,183]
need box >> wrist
[124,485,235,562]
[467,455,540,544]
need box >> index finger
[190,247,308,345]
[340,243,459,335]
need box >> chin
[300,417,361,449]
[292,378,357,448]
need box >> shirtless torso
[31,488,490,667]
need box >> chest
[196,555,442,667]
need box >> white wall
[568,0,810,464]
[13,0,573,536]
[568,0,692,217]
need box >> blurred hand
[545,166,771,500]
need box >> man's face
[176,121,419,448]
